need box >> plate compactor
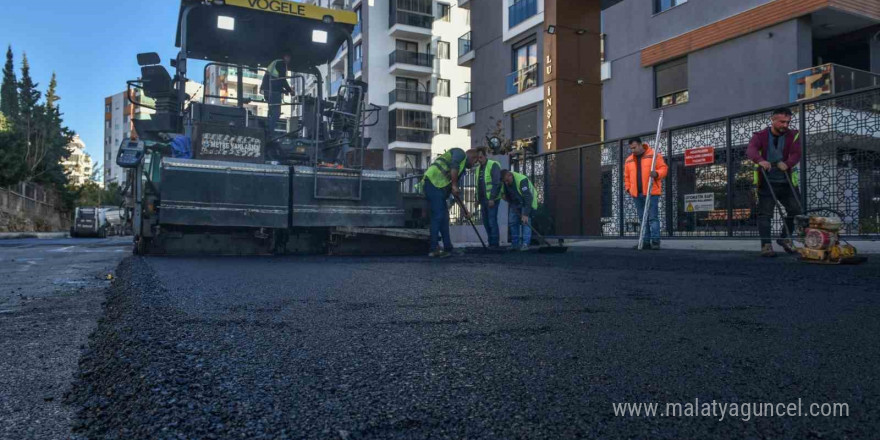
[793,214,866,265]
[761,167,866,265]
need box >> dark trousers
[480,201,500,247]
[265,91,283,135]
[425,181,452,252]
[758,180,801,245]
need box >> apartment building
[602,0,880,139]
[103,82,203,186]
[464,0,602,155]
[204,65,294,122]
[62,135,93,187]
[307,0,472,174]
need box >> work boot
[519,244,530,252]
[632,242,649,250]
[761,244,776,258]
[776,238,796,254]
[650,241,661,250]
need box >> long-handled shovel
[638,111,665,250]
[452,193,488,250]
[528,222,568,254]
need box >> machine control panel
[116,139,145,168]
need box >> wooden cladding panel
[641,0,831,67]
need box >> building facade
[464,0,602,155]
[204,65,293,122]
[602,0,880,139]
[307,0,472,174]
[103,82,203,186]
[63,135,93,187]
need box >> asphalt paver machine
[119,0,425,255]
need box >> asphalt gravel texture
[67,248,880,439]
[0,237,127,440]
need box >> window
[511,107,537,141]
[395,109,432,129]
[437,41,450,60]
[354,43,362,60]
[437,116,451,135]
[104,104,110,113]
[437,2,450,22]
[396,77,419,91]
[396,0,432,15]
[509,0,538,28]
[396,39,418,53]
[654,57,689,108]
[395,152,423,173]
[509,39,539,94]
[654,0,687,14]
[513,39,538,72]
[437,79,450,97]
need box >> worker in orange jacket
[624,137,668,250]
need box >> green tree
[18,53,72,187]
[0,46,18,123]
[74,181,123,208]
[45,72,59,110]
[0,46,25,185]
[0,128,26,186]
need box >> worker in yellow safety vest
[422,148,480,258]
[260,52,293,136]
[501,169,537,251]
[474,148,502,248]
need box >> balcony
[509,0,537,29]
[242,92,265,102]
[389,9,433,39]
[789,63,880,102]
[457,92,474,128]
[353,22,361,41]
[389,89,434,108]
[389,127,434,147]
[506,64,539,96]
[331,46,347,69]
[388,49,434,76]
[330,78,344,96]
[458,32,474,67]
[503,64,543,113]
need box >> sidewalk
[0,232,69,240]
[455,238,880,254]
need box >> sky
[0,1,198,177]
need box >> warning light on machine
[218,16,235,31]
[312,30,328,44]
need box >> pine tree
[0,45,25,184]
[1,45,19,124]
[45,72,59,110]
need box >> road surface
[0,237,129,440]
[65,247,880,439]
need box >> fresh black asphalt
[67,248,880,439]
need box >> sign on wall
[684,146,715,167]
[684,193,714,212]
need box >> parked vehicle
[71,207,109,238]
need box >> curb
[0,232,70,240]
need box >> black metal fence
[399,171,483,226]
[511,86,880,238]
